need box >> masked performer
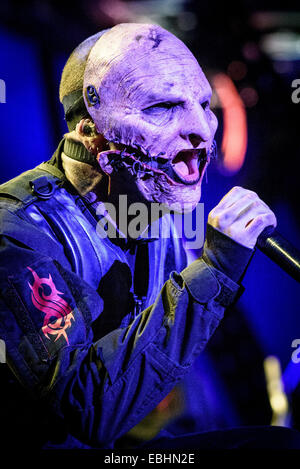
[2,23,297,450]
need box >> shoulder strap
[0,139,67,206]
[0,166,66,207]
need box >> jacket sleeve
[0,211,242,448]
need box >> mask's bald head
[84,23,196,88]
[83,23,205,144]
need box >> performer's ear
[77,118,98,138]
[81,119,97,137]
[75,118,109,155]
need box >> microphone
[256,227,300,284]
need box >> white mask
[83,23,218,211]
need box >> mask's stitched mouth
[98,145,210,186]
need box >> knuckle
[218,211,230,226]
[267,212,277,224]
[231,186,242,193]
[247,189,257,197]
[246,191,257,201]
[214,215,226,230]
[255,214,265,224]
[216,215,224,229]
[218,211,236,230]
[251,200,261,208]
[219,211,227,221]
[244,193,253,201]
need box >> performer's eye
[201,100,210,111]
[142,101,182,115]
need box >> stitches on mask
[209,140,217,160]
[106,137,218,183]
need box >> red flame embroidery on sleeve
[27,267,74,344]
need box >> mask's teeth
[196,149,206,165]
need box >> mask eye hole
[142,101,182,115]
[201,100,210,110]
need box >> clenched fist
[208,186,277,249]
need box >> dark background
[0,0,300,434]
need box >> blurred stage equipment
[264,355,289,427]
[212,73,247,174]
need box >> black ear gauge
[82,121,98,137]
[86,85,100,106]
[82,125,92,136]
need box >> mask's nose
[180,104,211,147]
[188,133,203,148]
